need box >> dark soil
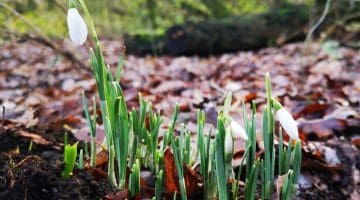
[1,127,358,200]
[0,128,113,200]
[297,137,360,200]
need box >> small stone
[323,146,341,165]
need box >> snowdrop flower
[67,2,88,46]
[273,99,299,140]
[229,118,248,141]
[224,129,233,162]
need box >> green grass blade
[115,51,124,82]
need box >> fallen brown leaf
[17,130,61,150]
[9,109,38,127]
[163,148,202,198]
[351,136,360,149]
[103,189,129,200]
[299,118,348,140]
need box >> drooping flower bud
[229,118,248,141]
[224,128,233,163]
[273,99,299,140]
[67,6,88,46]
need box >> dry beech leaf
[9,109,38,127]
[351,136,360,149]
[292,103,330,119]
[17,130,61,151]
[302,149,342,172]
[163,148,202,198]
[299,118,348,140]
[103,189,129,200]
[275,174,288,199]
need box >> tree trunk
[125,4,309,55]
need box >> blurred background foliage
[0,0,318,38]
[0,0,358,53]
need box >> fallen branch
[23,33,91,73]
[0,2,91,73]
[306,0,332,42]
[319,11,360,47]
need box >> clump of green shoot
[213,93,248,200]
[147,102,163,174]
[66,0,302,198]
[260,73,276,200]
[214,93,247,200]
[168,105,188,200]
[179,124,192,166]
[129,94,147,168]
[171,135,187,200]
[62,142,78,179]
[197,109,216,199]
[70,0,131,189]
[241,100,259,199]
[259,73,302,200]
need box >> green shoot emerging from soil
[66,0,302,199]
[62,142,78,179]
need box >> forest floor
[0,39,359,199]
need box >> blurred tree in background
[0,0,358,52]
[0,0,286,38]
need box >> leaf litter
[0,39,359,199]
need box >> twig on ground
[15,155,43,168]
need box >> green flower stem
[262,73,275,199]
[68,0,76,8]
[292,140,302,184]
[278,128,284,175]
[215,115,228,200]
[272,98,282,111]
[78,0,98,41]
[78,149,84,169]
[90,138,96,168]
[108,145,117,188]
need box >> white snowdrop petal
[230,120,248,141]
[276,108,299,140]
[67,8,88,46]
[78,17,88,44]
[224,131,233,155]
